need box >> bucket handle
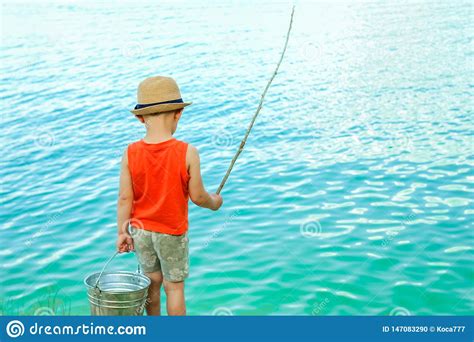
[94,251,119,289]
[94,252,142,289]
[94,226,143,289]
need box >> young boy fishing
[116,76,223,316]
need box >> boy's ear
[135,115,145,123]
[175,109,183,120]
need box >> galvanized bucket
[84,252,150,316]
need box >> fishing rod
[216,6,296,195]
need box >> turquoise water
[1,1,473,316]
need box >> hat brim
[130,102,192,115]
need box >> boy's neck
[144,129,173,143]
[143,120,174,143]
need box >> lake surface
[1,0,473,315]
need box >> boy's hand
[116,233,134,253]
[210,194,223,211]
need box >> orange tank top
[127,138,189,235]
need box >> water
[1,1,473,316]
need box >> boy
[116,76,223,316]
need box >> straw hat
[131,76,192,115]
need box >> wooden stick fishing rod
[216,6,296,195]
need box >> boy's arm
[187,145,223,211]
[116,149,134,253]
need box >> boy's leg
[155,233,189,316]
[163,280,185,316]
[145,271,163,316]
[130,227,162,316]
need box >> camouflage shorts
[130,227,189,282]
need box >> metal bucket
[84,253,150,316]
